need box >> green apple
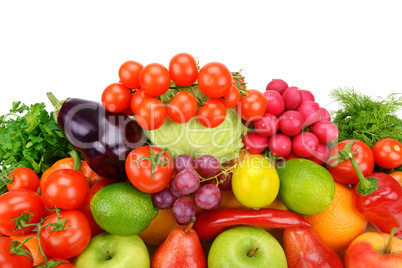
[208,226,287,268]
[73,232,150,268]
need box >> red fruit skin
[283,227,344,268]
[266,79,289,95]
[263,90,285,116]
[282,86,303,111]
[309,143,331,166]
[151,225,206,268]
[300,90,315,102]
[296,101,320,126]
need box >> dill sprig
[330,87,402,148]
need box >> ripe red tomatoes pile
[101,52,267,130]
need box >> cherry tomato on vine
[101,83,131,113]
[129,88,153,114]
[232,71,247,91]
[41,169,90,210]
[139,63,171,97]
[197,99,227,128]
[7,167,39,192]
[40,210,91,259]
[125,145,174,193]
[167,91,198,123]
[169,53,198,86]
[373,138,402,169]
[0,190,45,236]
[37,258,75,268]
[0,237,33,268]
[118,60,144,89]
[219,84,241,109]
[327,139,375,185]
[135,98,167,130]
[198,62,232,98]
[235,89,267,121]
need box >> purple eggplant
[47,93,147,180]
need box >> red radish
[278,110,304,136]
[296,101,320,126]
[254,113,279,137]
[263,90,285,116]
[266,79,289,95]
[282,86,303,111]
[284,151,299,161]
[268,133,292,157]
[311,121,339,143]
[242,132,268,154]
[292,132,319,158]
[300,89,315,102]
[319,107,331,121]
[309,143,331,165]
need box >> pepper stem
[385,228,396,254]
[69,150,81,171]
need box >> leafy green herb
[0,101,75,187]
[330,87,402,148]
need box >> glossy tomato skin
[118,60,144,89]
[125,145,174,194]
[169,53,198,86]
[235,89,267,121]
[41,169,90,210]
[373,138,402,169]
[0,237,33,268]
[327,139,375,185]
[219,84,241,109]
[129,88,153,114]
[139,63,171,97]
[197,99,227,128]
[101,83,131,113]
[0,190,45,236]
[7,167,39,192]
[198,62,232,98]
[40,210,91,259]
[167,91,198,123]
[135,98,167,130]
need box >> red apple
[344,228,402,267]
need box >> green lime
[232,157,280,208]
[90,182,158,236]
[276,158,335,215]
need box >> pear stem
[247,247,260,257]
[185,217,196,234]
[385,228,396,254]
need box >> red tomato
[197,99,227,128]
[77,195,105,237]
[118,60,144,89]
[129,88,153,114]
[139,63,171,97]
[169,53,198,86]
[167,91,198,123]
[135,98,167,130]
[327,139,375,185]
[373,138,402,169]
[0,237,33,268]
[219,84,241,109]
[40,210,91,259]
[7,167,39,192]
[125,145,174,194]
[0,190,44,236]
[41,169,90,210]
[101,83,131,113]
[198,62,232,98]
[235,89,267,121]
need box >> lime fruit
[231,157,280,208]
[276,158,335,215]
[90,182,158,236]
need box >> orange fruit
[10,232,44,266]
[303,181,367,252]
[138,208,179,246]
[389,171,402,186]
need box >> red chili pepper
[192,208,311,242]
[331,140,402,238]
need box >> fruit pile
[1,52,402,268]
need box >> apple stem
[247,247,260,257]
[185,216,196,234]
[385,227,397,254]
[106,251,112,260]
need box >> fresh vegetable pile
[1,52,402,268]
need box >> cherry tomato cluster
[242,78,339,166]
[0,158,114,267]
[101,52,264,130]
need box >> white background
[0,1,401,117]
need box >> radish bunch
[242,79,338,165]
